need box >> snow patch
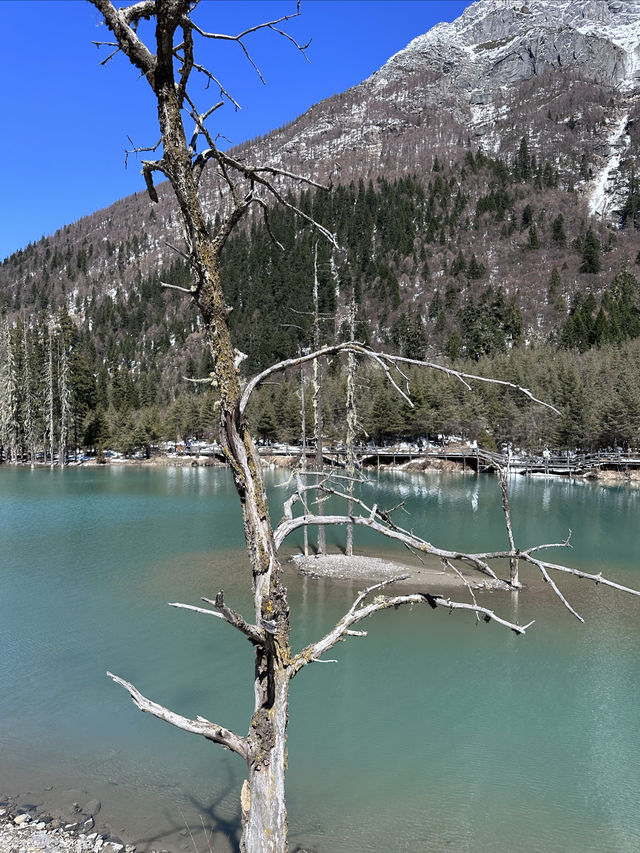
[588,110,630,218]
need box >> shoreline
[17,452,640,486]
[0,797,138,853]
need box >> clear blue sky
[0,0,472,261]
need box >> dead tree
[21,326,36,467]
[90,5,640,852]
[46,325,55,468]
[0,317,18,464]
[311,245,326,555]
[345,292,357,556]
[59,335,71,469]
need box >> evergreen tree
[580,229,601,274]
[450,250,467,277]
[467,253,486,279]
[551,214,566,246]
[514,137,531,182]
[620,168,640,230]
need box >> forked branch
[276,496,640,620]
[274,509,504,582]
[107,671,249,760]
[239,342,561,417]
[170,590,264,644]
[289,576,535,677]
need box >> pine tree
[467,253,486,279]
[514,137,531,182]
[620,168,640,229]
[580,229,601,274]
[551,214,566,246]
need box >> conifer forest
[2,142,640,462]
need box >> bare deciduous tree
[89,4,640,851]
[0,318,18,463]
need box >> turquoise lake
[1,465,639,852]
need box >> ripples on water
[1,466,639,852]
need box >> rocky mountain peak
[374,0,640,99]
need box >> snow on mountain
[588,109,632,217]
[374,0,640,104]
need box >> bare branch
[161,281,195,294]
[106,671,249,760]
[187,62,241,109]
[187,100,224,153]
[201,591,264,644]
[240,342,560,418]
[192,146,337,242]
[120,0,156,27]
[376,353,561,414]
[274,510,506,583]
[125,135,162,160]
[289,577,534,677]
[175,17,194,105]
[520,553,640,600]
[90,0,157,83]
[169,594,263,644]
[95,44,122,66]
[189,11,303,44]
[142,162,160,202]
[253,198,285,250]
[444,558,479,622]
[187,7,307,87]
[164,240,189,260]
[184,376,216,384]
[169,602,226,620]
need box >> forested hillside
[1,147,640,460]
[1,0,640,460]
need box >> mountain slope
[0,0,639,413]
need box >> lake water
[1,465,640,852]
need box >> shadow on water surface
[135,772,242,853]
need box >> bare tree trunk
[59,337,70,469]
[0,318,18,463]
[300,364,309,557]
[46,326,55,468]
[241,666,289,852]
[22,327,36,466]
[345,294,357,556]
[312,246,326,555]
[499,466,520,588]
[146,6,292,845]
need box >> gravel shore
[0,809,134,853]
[291,552,505,589]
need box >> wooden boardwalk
[254,445,640,478]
